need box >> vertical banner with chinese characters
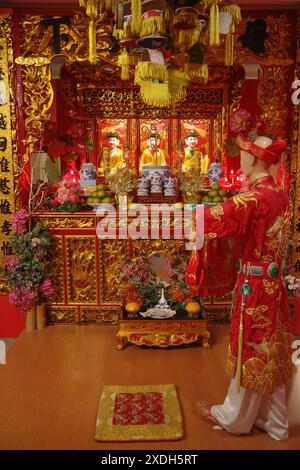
[0,38,15,268]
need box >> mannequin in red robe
[186,135,293,440]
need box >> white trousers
[211,377,289,440]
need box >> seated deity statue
[139,132,167,175]
[100,131,125,176]
[182,129,210,175]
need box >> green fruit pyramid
[202,183,229,204]
[87,184,115,204]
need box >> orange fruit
[125,302,141,314]
[185,302,201,314]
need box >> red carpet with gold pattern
[95,384,183,441]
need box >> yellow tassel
[168,69,190,105]
[236,321,243,394]
[225,32,234,66]
[117,49,130,80]
[164,8,170,23]
[113,25,125,40]
[208,0,220,46]
[129,53,139,66]
[221,5,241,23]
[86,0,98,17]
[173,14,198,28]
[174,25,202,50]
[136,61,168,82]
[131,0,142,36]
[140,16,165,37]
[88,18,97,65]
[185,63,208,82]
[120,66,129,81]
[139,81,171,107]
[123,19,131,37]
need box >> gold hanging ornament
[79,0,99,65]
[117,48,130,80]
[174,24,202,51]
[113,0,125,40]
[131,0,142,36]
[203,0,220,46]
[134,49,168,84]
[140,10,165,37]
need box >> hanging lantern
[173,7,199,30]
[173,7,202,50]
[136,34,167,49]
[140,10,166,37]
[174,24,202,50]
[135,49,168,83]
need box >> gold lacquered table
[116,311,210,350]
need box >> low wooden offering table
[116,309,210,350]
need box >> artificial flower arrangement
[43,121,88,161]
[50,171,86,212]
[225,108,264,157]
[3,209,54,312]
[165,256,203,317]
[119,255,203,318]
[119,257,160,310]
[107,165,134,204]
[284,275,300,298]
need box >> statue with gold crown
[182,129,210,175]
[139,130,167,175]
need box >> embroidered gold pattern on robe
[232,191,259,210]
[263,279,279,295]
[227,327,293,395]
[210,204,224,222]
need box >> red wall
[0,296,25,337]
[226,79,260,173]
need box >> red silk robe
[186,176,293,395]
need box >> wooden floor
[0,324,299,450]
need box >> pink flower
[4,256,18,271]
[12,209,29,234]
[31,238,41,248]
[39,278,54,297]
[229,109,252,133]
[9,287,37,311]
